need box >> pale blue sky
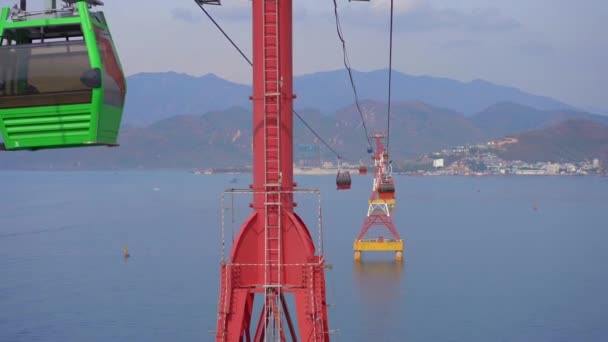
[2,0,607,112]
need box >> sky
[2,0,607,112]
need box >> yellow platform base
[354,239,404,252]
[369,198,396,205]
[353,239,404,262]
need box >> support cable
[331,0,373,151]
[386,0,394,152]
[196,2,253,66]
[197,2,346,160]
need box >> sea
[0,171,607,342]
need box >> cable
[196,3,253,66]
[293,110,343,159]
[196,2,347,160]
[386,0,394,152]
[331,0,373,151]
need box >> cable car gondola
[377,177,395,200]
[358,163,368,175]
[336,170,351,190]
[0,0,126,150]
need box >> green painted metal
[0,1,125,150]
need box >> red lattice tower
[214,0,329,340]
[354,132,403,262]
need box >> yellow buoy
[123,247,130,258]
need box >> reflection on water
[354,261,404,304]
[352,261,405,342]
[354,260,404,280]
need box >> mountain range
[470,102,608,139]
[2,100,607,170]
[497,119,608,164]
[124,69,578,125]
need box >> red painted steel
[215,0,330,340]
[357,133,400,241]
[357,210,401,240]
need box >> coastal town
[301,136,605,176]
[398,140,605,176]
[192,138,605,177]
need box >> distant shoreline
[0,169,604,177]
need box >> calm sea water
[0,171,607,341]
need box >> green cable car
[0,0,125,150]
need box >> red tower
[214,0,330,340]
[353,133,403,262]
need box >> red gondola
[336,171,352,190]
[358,163,368,175]
[378,177,395,200]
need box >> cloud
[171,2,251,23]
[171,7,202,24]
[172,1,520,33]
[369,0,424,15]
[343,1,520,33]
[441,39,484,50]
[396,6,521,32]
[517,41,555,57]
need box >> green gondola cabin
[0,0,125,150]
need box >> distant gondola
[336,170,351,190]
[377,177,395,200]
[358,163,368,175]
[0,0,126,150]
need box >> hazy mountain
[124,72,250,125]
[0,101,487,169]
[497,119,608,163]
[4,98,607,170]
[331,101,486,159]
[471,102,608,139]
[295,69,572,116]
[123,69,574,125]
[0,108,253,170]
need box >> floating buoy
[123,247,130,258]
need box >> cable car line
[197,3,346,160]
[386,0,394,153]
[196,3,252,66]
[331,0,373,151]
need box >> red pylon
[214,0,330,340]
[354,133,403,262]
